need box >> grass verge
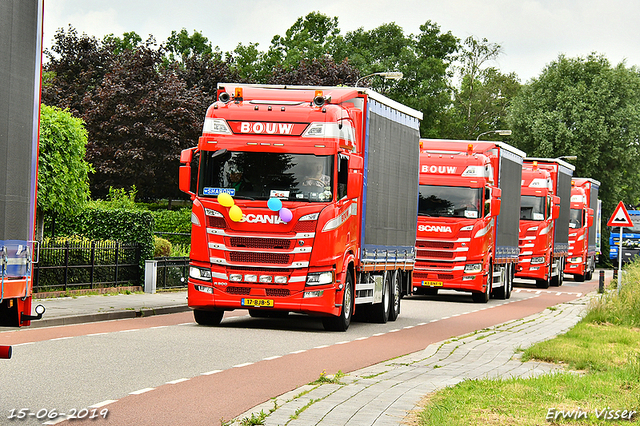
[415,265,640,425]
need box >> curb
[28,305,191,329]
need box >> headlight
[190,266,212,281]
[569,257,583,263]
[531,256,545,265]
[306,271,333,286]
[464,263,482,274]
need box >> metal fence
[154,256,189,289]
[33,240,141,292]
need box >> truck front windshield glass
[520,195,545,221]
[418,185,482,218]
[198,150,334,202]
[623,216,640,233]
[569,208,583,228]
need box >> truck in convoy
[1,0,46,359]
[179,83,422,331]
[609,207,640,265]
[413,139,524,303]
[516,158,574,288]
[564,178,600,281]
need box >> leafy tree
[507,53,640,257]
[82,39,205,200]
[37,104,93,238]
[268,56,359,86]
[103,31,143,54]
[166,28,214,63]
[444,36,521,139]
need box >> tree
[507,53,640,256]
[444,36,521,139]
[268,56,359,86]
[37,104,93,238]
[82,39,206,200]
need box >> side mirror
[347,172,362,199]
[587,208,594,227]
[491,198,501,217]
[552,196,561,220]
[179,147,197,195]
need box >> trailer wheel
[473,263,491,303]
[494,265,512,300]
[388,271,401,321]
[371,272,391,323]
[194,309,224,326]
[585,268,593,281]
[323,270,353,331]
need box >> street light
[475,129,512,141]
[355,72,403,87]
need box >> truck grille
[416,260,450,269]
[229,252,291,265]
[417,250,455,259]
[227,237,293,250]
[226,286,251,295]
[293,221,316,233]
[417,241,454,249]
[208,216,227,229]
[414,272,454,280]
[266,288,290,297]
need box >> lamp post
[475,129,512,141]
[355,72,403,87]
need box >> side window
[191,150,200,194]
[547,196,552,219]
[337,154,349,199]
[484,187,491,217]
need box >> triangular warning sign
[607,201,633,227]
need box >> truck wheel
[194,309,224,326]
[494,265,512,300]
[371,272,391,323]
[472,263,491,303]
[323,270,353,331]
[585,270,593,281]
[536,264,551,289]
[388,270,401,321]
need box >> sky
[43,0,640,83]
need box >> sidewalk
[230,293,596,426]
[27,290,189,328]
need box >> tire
[473,263,491,303]
[494,265,512,300]
[388,271,401,321]
[193,309,224,326]
[585,270,593,281]
[370,272,391,323]
[323,270,354,331]
[536,263,551,289]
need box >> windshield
[520,195,545,221]
[569,208,583,228]
[198,150,334,202]
[418,185,482,218]
[623,216,640,233]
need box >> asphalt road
[0,277,597,425]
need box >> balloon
[279,207,293,223]
[267,197,282,211]
[229,205,243,222]
[217,192,234,207]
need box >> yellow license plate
[421,281,443,287]
[241,298,274,307]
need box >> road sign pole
[618,226,623,293]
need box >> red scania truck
[516,158,574,288]
[179,83,422,330]
[564,178,600,281]
[412,139,524,303]
[1,0,46,359]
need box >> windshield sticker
[270,190,290,198]
[465,210,478,219]
[204,187,235,196]
[533,213,544,220]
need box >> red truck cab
[564,178,599,281]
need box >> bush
[151,208,191,245]
[154,236,172,257]
[584,261,640,327]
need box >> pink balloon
[279,207,293,223]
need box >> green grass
[415,263,640,425]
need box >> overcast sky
[43,0,640,83]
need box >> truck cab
[564,179,596,281]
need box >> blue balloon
[267,197,282,211]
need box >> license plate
[241,298,274,307]
[421,281,443,287]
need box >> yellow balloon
[229,205,243,222]
[217,192,234,207]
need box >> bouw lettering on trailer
[421,165,457,174]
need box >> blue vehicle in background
[609,207,640,265]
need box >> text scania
[242,214,285,224]
[418,225,453,233]
[421,165,457,174]
[240,122,294,134]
